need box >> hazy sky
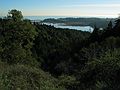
[0,0,120,17]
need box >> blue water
[43,23,93,32]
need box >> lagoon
[43,23,93,32]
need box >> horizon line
[0,15,118,19]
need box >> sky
[0,0,120,17]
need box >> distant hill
[42,17,116,28]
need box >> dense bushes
[0,10,66,90]
[0,62,65,90]
[1,9,120,90]
[78,48,120,90]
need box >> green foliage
[107,21,113,30]
[0,10,38,66]
[0,10,66,90]
[58,75,78,89]
[78,48,120,90]
[8,9,23,21]
[42,18,115,28]
[34,24,90,75]
[1,9,120,90]
[0,62,65,90]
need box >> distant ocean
[0,16,110,20]
[0,16,68,20]
[24,16,69,20]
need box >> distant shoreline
[0,16,116,20]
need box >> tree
[89,25,100,42]
[8,9,23,21]
[113,17,120,36]
[0,10,38,66]
[107,21,112,30]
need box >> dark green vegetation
[42,18,115,28]
[0,9,120,90]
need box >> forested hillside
[42,18,115,28]
[0,10,120,90]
